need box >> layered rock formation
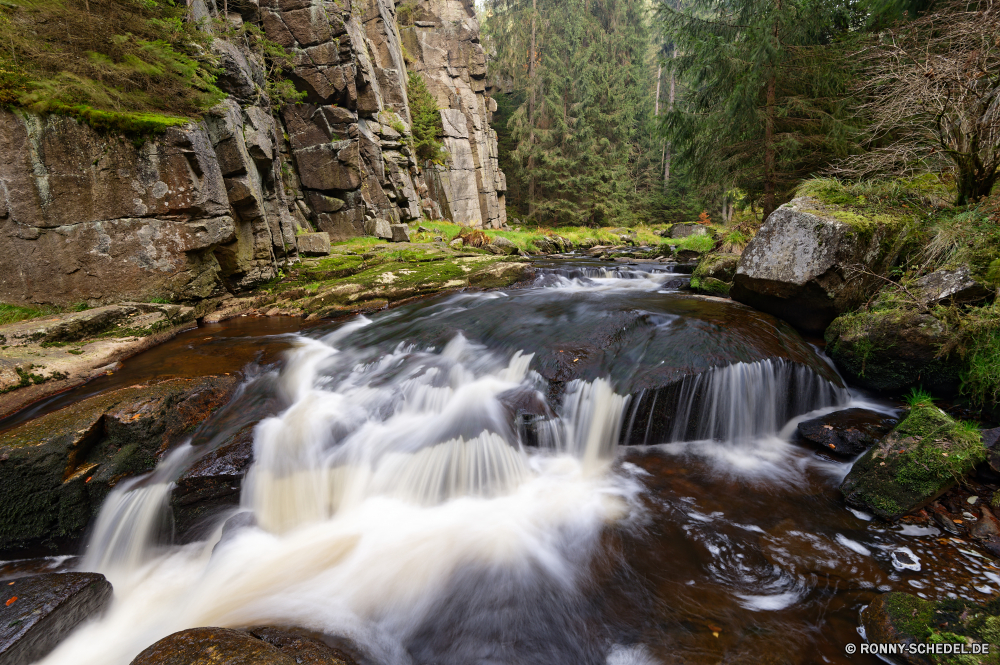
[0,0,505,307]
[399,0,507,228]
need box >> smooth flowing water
[23,261,1000,664]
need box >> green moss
[690,276,731,297]
[0,0,222,133]
[840,398,985,519]
[883,592,936,640]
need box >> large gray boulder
[0,572,113,664]
[295,232,331,256]
[363,218,393,240]
[730,197,906,333]
[390,224,411,243]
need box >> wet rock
[389,224,411,243]
[296,232,331,256]
[796,408,898,457]
[825,308,963,395]
[130,626,356,665]
[969,505,1000,541]
[840,402,986,521]
[0,376,239,552]
[932,509,964,535]
[862,592,999,665]
[913,266,993,306]
[171,425,255,542]
[861,593,935,665]
[730,196,906,334]
[247,626,358,665]
[0,572,112,664]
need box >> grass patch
[0,303,58,326]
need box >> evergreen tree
[407,72,445,165]
[485,0,661,225]
[658,0,863,218]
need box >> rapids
[18,260,996,664]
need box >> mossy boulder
[690,253,740,297]
[0,376,239,552]
[825,306,963,395]
[840,400,985,520]
[862,592,1000,665]
[731,195,908,333]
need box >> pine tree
[406,71,445,165]
[658,0,863,218]
[485,0,661,225]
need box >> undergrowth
[0,0,222,134]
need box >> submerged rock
[796,408,898,457]
[840,401,985,521]
[824,307,963,395]
[0,376,239,552]
[130,626,356,665]
[730,196,907,333]
[862,592,998,665]
[0,572,112,664]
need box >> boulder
[670,223,708,239]
[491,236,518,255]
[0,572,113,664]
[840,401,985,520]
[913,266,993,306]
[0,376,239,551]
[824,308,963,395]
[390,224,411,243]
[796,408,899,457]
[170,425,255,542]
[130,626,356,665]
[730,196,906,333]
[690,253,740,297]
[296,232,331,256]
[363,218,393,240]
[862,592,999,665]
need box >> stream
[13,259,1000,664]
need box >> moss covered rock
[0,376,239,552]
[825,307,963,395]
[862,592,1000,665]
[840,399,985,520]
[690,253,739,297]
[731,195,909,333]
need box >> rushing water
[23,261,996,665]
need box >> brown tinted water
[8,262,994,665]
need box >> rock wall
[400,0,507,228]
[0,0,505,307]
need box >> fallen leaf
[823,425,834,430]
[6,597,16,606]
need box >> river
[11,260,1000,664]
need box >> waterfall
[622,358,849,446]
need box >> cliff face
[0,0,504,307]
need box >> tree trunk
[763,72,776,219]
[528,0,537,219]
[664,50,675,190]
[955,164,997,206]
